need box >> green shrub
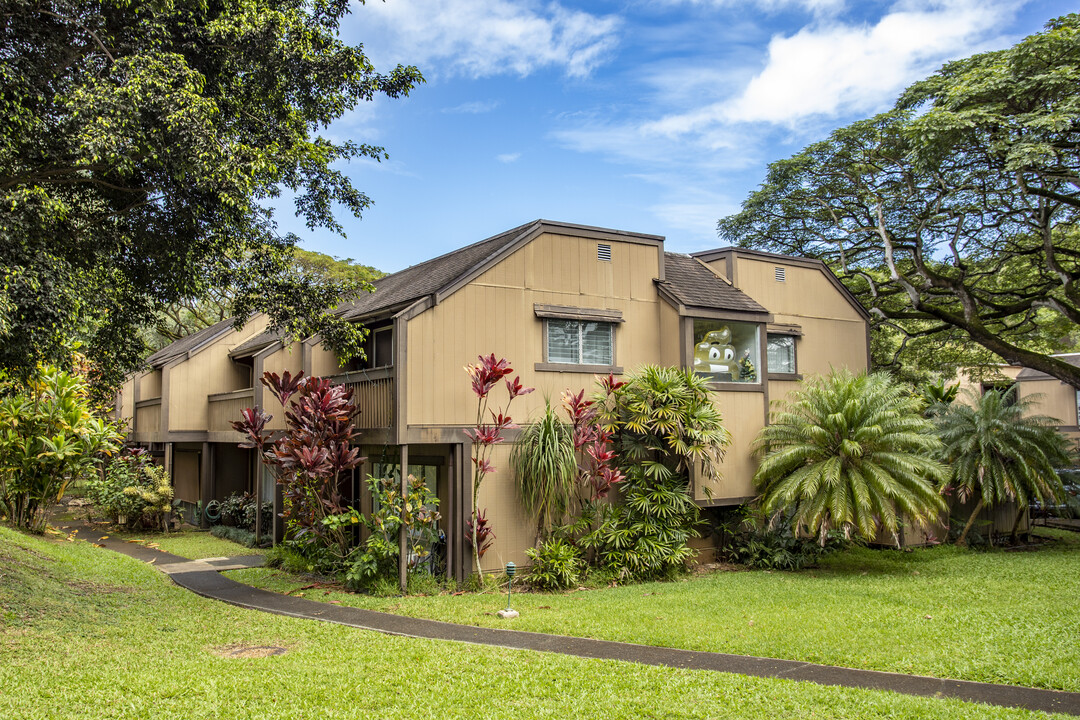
[718,507,846,571]
[526,538,584,590]
[210,524,258,548]
[0,365,121,532]
[86,448,173,531]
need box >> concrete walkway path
[68,524,1080,717]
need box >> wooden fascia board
[655,283,687,314]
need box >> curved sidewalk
[76,527,1080,717]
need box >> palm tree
[754,370,947,544]
[510,401,577,541]
[935,388,1072,545]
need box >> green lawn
[226,529,1080,692]
[0,526,1071,719]
[111,528,266,560]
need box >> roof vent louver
[774,266,786,282]
[597,243,612,262]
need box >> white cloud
[645,0,1017,132]
[354,0,621,79]
[496,152,521,163]
[657,0,846,16]
[442,100,501,114]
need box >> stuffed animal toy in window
[693,327,738,377]
[738,350,756,382]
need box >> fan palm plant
[510,401,577,541]
[935,388,1072,545]
[754,370,947,544]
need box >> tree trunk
[956,498,986,546]
[1010,506,1027,544]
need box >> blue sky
[282,0,1073,274]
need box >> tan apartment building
[120,220,871,578]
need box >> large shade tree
[1,0,422,387]
[719,14,1080,387]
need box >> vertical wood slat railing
[328,368,394,429]
[134,398,161,433]
[207,389,255,432]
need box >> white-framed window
[692,319,760,383]
[767,334,797,374]
[547,320,614,366]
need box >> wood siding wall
[208,389,254,432]
[1018,379,1078,427]
[262,342,303,431]
[406,232,664,427]
[167,316,264,432]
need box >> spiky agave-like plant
[936,387,1072,545]
[510,401,577,541]
[754,370,947,544]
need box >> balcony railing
[329,368,394,429]
[208,388,254,432]
[134,398,161,434]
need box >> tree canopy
[0,0,421,388]
[719,14,1080,387]
[143,249,384,351]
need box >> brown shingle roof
[144,317,237,368]
[338,222,535,321]
[658,254,768,314]
[228,330,283,359]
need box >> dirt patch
[212,644,290,659]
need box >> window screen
[547,320,613,365]
[767,334,796,374]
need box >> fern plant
[754,370,947,544]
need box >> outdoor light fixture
[498,562,518,619]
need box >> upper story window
[547,320,613,366]
[767,334,796,374]
[348,325,393,371]
[693,319,760,383]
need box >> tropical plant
[717,505,845,571]
[233,371,364,561]
[754,370,947,545]
[463,354,532,578]
[87,448,173,530]
[936,388,1073,545]
[511,401,577,541]
[0,365,121,532]
[918,380,959,416]
[574,366,730,580]
[526,538,585,591]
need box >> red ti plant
[464,354,532,578]
[562,373,625,509]
[464,508,495,561]
[232,370,364,559]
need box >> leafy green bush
[717,506,846,571]
[217,492,272,531]
[86,448,173,531]
[0,365,121,531]
[210,524,258,548]
[344,474,441,591]
[571,366,729,581]
[526,538,584,590]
